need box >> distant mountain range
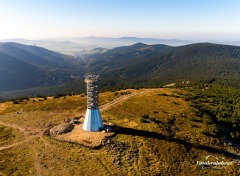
[2,37,240,57]
[0,37,192,56]
[0,41,240,99]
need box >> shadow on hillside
[118,127,240,160]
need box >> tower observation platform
[82,75,104,131]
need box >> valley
[0,42,240,100]
[1,0,240,175]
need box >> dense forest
[89,43,240,89]
[0,42,240,99]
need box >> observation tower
[82,75,104,131]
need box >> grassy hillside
[0,87,239,175]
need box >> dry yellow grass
[0,88,239,175]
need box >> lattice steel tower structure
[82,75,104,131]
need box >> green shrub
[13,100,19,104]
[140,118,149,123]
[141,114,149,119]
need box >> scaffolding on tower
[82,75,104,131]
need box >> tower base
[82,108,104,131]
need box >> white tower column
[82,75,104,131]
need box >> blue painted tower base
[82,108,104,131]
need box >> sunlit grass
[0,125,24,146]
[0,88,239,175]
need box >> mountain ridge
[0,42,84,91]
[0,42,240,99]
[85,43,240,89]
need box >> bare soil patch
[53,124,115,148]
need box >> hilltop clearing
[0,88,239,175]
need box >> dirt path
[0,136,36,151]
[28,140,43,176]
[0,88,163,175]
[0,120,44,175]
[100,88,162,111]
[0,121,27,134]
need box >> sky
[0,0,240,41]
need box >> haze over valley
[1,37,240,57]
[0,0,240,175]
[0,41,240,99]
